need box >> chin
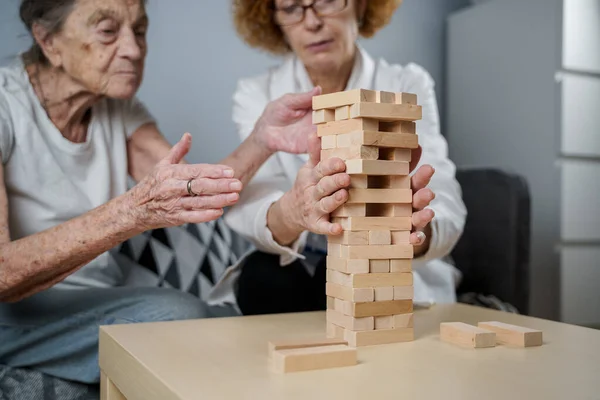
[105,79,141,99]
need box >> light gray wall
[0,0,468,164]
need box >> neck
[306,51,356,95]
[27,63,101,143]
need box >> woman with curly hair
[220,0,467,315]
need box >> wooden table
[99,303,600,400]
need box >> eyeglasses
[274,0,349,26]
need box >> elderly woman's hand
[252,87,322,155]
[407,146,436,255]
[130,133,242,229]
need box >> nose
[119,29,143,61]
[303,7,323,31]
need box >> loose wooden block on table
[345,159,409,176]
[326,256,369,274]
[327,269,413,288]
[332,216,412,231]
[478,321,543,347]
[321,146,378,161]
[336,131,418,149]
[440,322,496,348]
[326,282,374,303]
[347,188,412,204]
[317,118,379,136]
[268,337,348,357]
[369,259,390,273]
[350,102,422,122]
[271,344,357,374]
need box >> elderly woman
[0,0,318,384]
[222,0,467,314]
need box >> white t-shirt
[0,58,155,288]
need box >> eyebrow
[87,9,148,26]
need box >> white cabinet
[447,0,600,324]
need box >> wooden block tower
[312,89,421,347]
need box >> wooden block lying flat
[393,313,414,328]
[335,105,351,121]
[313,109,334,124]
[328,231,369,246]
[328,270,413,288]
[390,259,412,273]
[477,321,543,347]
[345,327,414,347]
[350,102,422,122]
[271,344,357,373]
[369,230,391,245]
[317,118,379,136]
[327,243,341,257]
[337,131,418,149]
[440,322,496,348]
[379,148,412,162]
[395,92,418,105]
[331,204,367,217]
[376,90,396,103]
[374,287,394,302]
[321,146,378,161]
[393,285,414,300]
[369,259,390,273]
[313,88,376,110]
[345,160,409,176]
[391,231,410,244]
[375,315,394,330]
[337,244,413,260]
[268,337,348,357]
[326,309,374,331]
[326,256,369,274]
[389,177,412,189]
[332,216,412,231]
[326,282,374,303]
[320,135,337,149]
[347,188,412,204]
[379,121,416,134]
[348,300,413,318]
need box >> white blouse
[208,46,467,308]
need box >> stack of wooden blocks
[312,88,422,347]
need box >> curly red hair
[232,0,402,54]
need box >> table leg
[101,370,126,400]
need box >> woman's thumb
[161,133,192,165]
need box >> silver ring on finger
[187,179,198,196]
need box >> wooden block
[392,204,413,217]
[326,282,374,303]
[312,109,334,124]
[393,285,414,300]
[327,242,341,257]
[395,92,418,105]
[332,217,412,231]
[331,204,367,217]
[335,244,413,260]
[326,256,369,274]
[391,231,410,244]
[326,309,374,331]
[321,146,378,161]
[440,322,496,348]
[369,230,392,245]
[321,135,337,149]
[379,148,412,162]
[268,337,348,357]
[369,259,390,273]
[328,231,369,246]
[327,295,335,310]
[345,160,409,176]
[374,287,394,301]
[350,102,422,122]
[349,300,413,317]
[390,259,412,273]
[271,344,357,373]
[392,313,414,328]
[350,175,368,188]
[326,322,345,339]
[376,90,395,103]
[335,105,351,121]
[328,269,413,288]
[313,88,376,110]
[337,131,418,149]
[317,118,379,137]
[379,121,416,134]
[347,188,412,204]
[375,315,394,330]
[345,327,414,347]
[477,321,543,347]
[389,176,411,189]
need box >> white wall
[0,0,468,163]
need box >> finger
[179,193,240,210]
[315,216,343,235]
[314,173,350,200]
[410,231,427,246]
[160,133,192,166]
[178,209,224,224]
[413,188,435,210]
[318,189,348,214]
[307,132,321,168]
[187,178,242,196]
[409,145,423,172]
[410,164,435,192]
[312,157,346,182]
[173,164,235,180]
[412,208,435,230]
[281,87,322,110]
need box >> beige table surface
[99,303,600,400]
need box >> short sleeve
[0,95,15,165]
[121,97,156,138]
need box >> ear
[32,22,62,67]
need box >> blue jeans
[0,287,238,384]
